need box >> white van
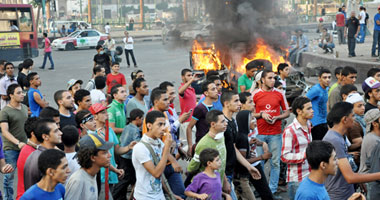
[50,21,92,33]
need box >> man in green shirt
[188,110,228,186]
[108,84,127,140]
[237,61,260,93]
[328,67,343,97]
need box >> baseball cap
[362,77,380,93]
[79,134,113,150]
[89,103,108,115]
[345,93,364,104]
[364,109,380,133]
[67,79,83,90]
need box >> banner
[0,32,20,46]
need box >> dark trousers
[337,26,345,44]
[250,163,274,200]
[125,49,137,66]
[347,36,356,56]
[311,123,328,140]
[112,158,136,200]
[372,30,380,56]
[164,164,186,199]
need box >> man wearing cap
[107,84,127,139]
[54,90,77,129]
[346,93,366,133]
[65,134,113,200]
[363,77,380,113]
[67,79,83,99]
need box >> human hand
[355,34,358,38]
[187,145,193,157]
[171,161,183,173]
[261,152,272,160]
[178,147,191,161]
[222,180,231,194]
[164,133,173,149]
[128,141,137,149]
[191,74,201,82]
[1,164,13,174]
[249,138,257,145]
[348,192,366,200]
[174,194,184,200]
[116,169,125,178]
[196,193,208,200]
[18,142,26,150]
[249,166,261,180]
[179,109,192,123]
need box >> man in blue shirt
[372,6,380,57]
[306,68,331,140]
[27,72,48,117]
[198,75,223,111]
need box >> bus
[0,4,38,62]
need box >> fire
[191,40,223,73]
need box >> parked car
[180,23,213,41]
[51,29,107,51]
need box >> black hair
[200,148,220,167]
[220,90,238,107]
[94,76,106,90]
[207,75,221,83]
[74,89,90,105]
[239,92,252,104]
[130,108,144,121]
[159,81,174,92]
[306,140,335,170]
[54,90,67,106]
[38,149,66,175]
[34,118,56,143]
[4,62,14,70]
[340,84,357,98]
[206,110,224,125]
[39,106,60,120]
[96,45,103,50]
[245,60,262,71]
[75,109,92,129]
[77,147,100,169]
[62,125,79,147]
[334,66,343,77]
[6,84,21,97]
[23,59,33,69]
[327,102,353,127]
[24,117,38,139]
[18,63,23,73]
[206,70,218,79]
[110,84,123,99]
[261,69,274,81]
[93,65,104,74]
[181,68,192,76]
[292,96,311,116]
[341,66,357,77]
[150,88,166,106]
[201,81,214,94]
[318,68,331,77]
[43,32,47,37]
[277,63,289,73]
[130,70,144,81]
[0,60,6,66]
[26,72,38,83]
[145,110,165,125]
[133,78,146,92]
[338,8,342,12]
[112,62,120,66]
[367,68,380,78]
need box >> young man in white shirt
[104,23,110,35]
[123,31,137,68]
[357,6,366,43]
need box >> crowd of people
[0,50,379,200]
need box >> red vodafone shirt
[253,88,289,135]
[16,144,36,200]
[179,83,196,122]
[106,73,127,93]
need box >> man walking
[345,11,360,57]
[372,6,380,57]
[39,33,54,70]
[123,31,137,68]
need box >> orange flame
[191,40,223,74]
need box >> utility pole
[140,0,144,29]
[42,0,47,33]
[88,0,92,23]
[183,0,188,22]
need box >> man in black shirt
[93,45,111,74]
[54,90,77,129]
[345,11,360,57]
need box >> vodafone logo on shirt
[264,104,277,113]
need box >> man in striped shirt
[281,96,314,200]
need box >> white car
[52,29,108,50]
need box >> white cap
[345,93,364,104]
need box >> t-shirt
[104,25,110,34]
[0,104,28,150]
[374,13,380,31]
[126,97,148,119]
[328,82,339,97]
[193,102,213,142]
[365,103,378,113]
[178,83,196,122]
[198,95,223,111]
[322,130,354,200]
[65,152,80,180]
[359,10,366,24]
[224,116,238,176]
[17,72,29,90]
[306,83,328,126]
[90,89,106,104]
[328,84,342,112]
[106,73,126,94]
[21,183,64,200]
[44,37,52,53]
[28,88,43,117]
[336,12,345,27]
[65,168,98,200]
[17,145,36,200]
[185,172,222,200]
[85,79,95,91]
[0,75,17,109]
[59,112,77,130]
[93,54,110,74]
[237,74,253,93]
[23,146,46,190]
[132,135,165,200]
[359,132,380,173]
[295,177,330,200]
[253,88,289,135]
[104,39,115,51]
[123,37,134,50]
[107,99,126,139]
[346,17,360,37]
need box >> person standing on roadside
[39,33,54,70]
[104,22,110,35]
[104,35,116,63]
[345,11,360,57]
[336,8,346,44]
[372,6,380,57]
[357,6,366,43]
[123,31,137,68]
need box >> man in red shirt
[336,7,346,44]
[252,69,290,195]
[106,62,127,94]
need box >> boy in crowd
[17,59,33,91]
[277,63,290,91]
[85,65,105,91]
[238,92,255,112]
[27,72,48,117]
[238,62,259,93]
[54,90,76,129]
[363,77,380,113]
[67,79,83,98]
[74,89,92,113]
[198,75,223,111]
[75,110,96,137]
[328,66,357,111]
[90,76,107,105]
[65,134,113,200]
[329,67,343,96]
[367,67,380,82]
[108,84,127,138]
[126,78,149,119]
[21,149,69,200]
[106,62,126,94]
[62,125,80,179]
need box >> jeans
[318,43,335,51]
[41,52,54,69]
[347,36,356,56]
[110,51,115,63]
[357,24,366,43]
[3,150,20,200]
[124,49,137,66]
[226,175,238,200]
[164,164,186,199]
[337,26,345,44]
[112,158,136,200]
[257,134,282,194]
[287,181,300,200]
[289,48,307,65]
[372,30,380,56]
